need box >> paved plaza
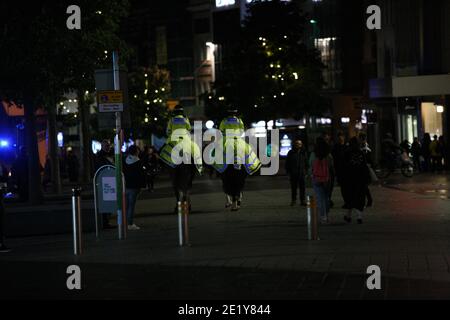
[1,175,450,299]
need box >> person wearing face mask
[285,139,308,207]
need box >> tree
[0,1,69,203]
[206,0,325,124]
[62,0,131,184]
[0,1,131,202]
[128,66,171,139]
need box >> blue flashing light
[0,140,10,148]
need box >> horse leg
[222,168,233,209]
[225,194,232,208]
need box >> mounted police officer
[213,109,261,211]
[166,105,192,141]
[160,105,202,212]
[219,109,245,137]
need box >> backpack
[312,158,329,184]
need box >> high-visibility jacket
[219,116,245,137]
[167,115,191,142]
[212,136,261,175]
[160,133,203,174]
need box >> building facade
[124,0,198,115]
[369,0,450,152]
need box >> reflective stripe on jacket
[212,137,261,175]
[160,137,203,174]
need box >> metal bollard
[183,201,190,246]
[306,195,319,241]
[71,187,83,255]
[178,201,183,246]
[177,200,191,247]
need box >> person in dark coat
[67,151,80,183]
[332,132,349,209]
[141,146,160,192]
[94,140,114,170]
[421,133,432,172]
[285,139,308,206]
[93,140,115,229]
[124,145,147,231]
[322,132,335,208]
[411,138,422,171]
[344,137,371,225]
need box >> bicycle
[375,152,414,179]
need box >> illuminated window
[314,37,340,89]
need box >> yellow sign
[97,90,124,112]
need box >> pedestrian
[411,138,422,172]
[93,140,115,229]
[359,133,373,207]
[11,146,28,202]
[0,161,11,253]
[343,137,371,224]
[430,135,441,172]
[382,133,401,170]
[124,145,146,231]
[67,150,80,183]
[322,132,335,208]
[332,131,350,209]
[400,140,411,155]
[309,137,333,224]
[421,133,432,172]
[141,146,159,192]
[285,139,308,206]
